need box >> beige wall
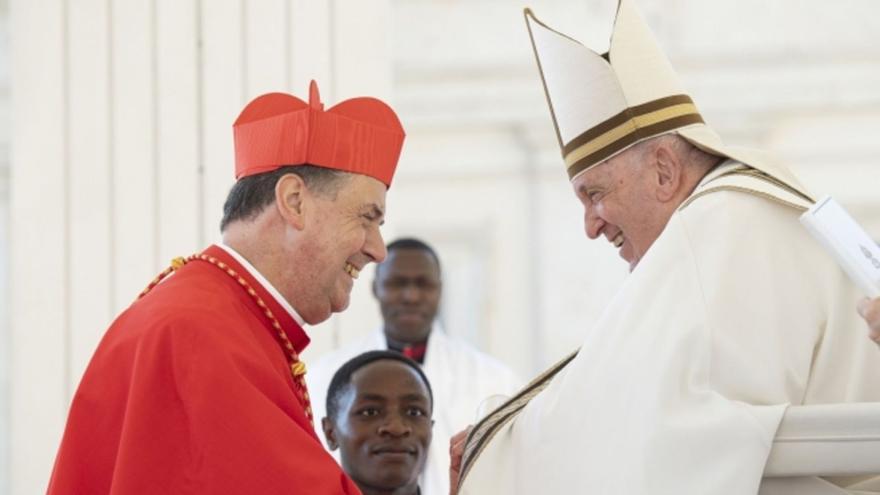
[5,1,880,494]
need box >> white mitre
[524,0,811,202]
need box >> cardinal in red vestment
[47,81,405,494]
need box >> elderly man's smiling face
[323,359,433,494]
[295,173,388,324]
[571,143,675,272]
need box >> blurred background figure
[308,238,520,495]
[322,350,433,495]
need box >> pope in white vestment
[308,239,520,495]
[455,3,880,494]
[460,161,880,495]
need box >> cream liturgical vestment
[307,324,520,495]
[457,163,880,495]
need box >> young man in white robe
[452,2,880,494]
[308,238,520,495]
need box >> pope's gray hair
[632,134,722,171]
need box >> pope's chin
[618,243,639,273]
[625,245,647,273]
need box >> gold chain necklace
[139,254,313,423]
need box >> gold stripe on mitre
[563,94,704,179]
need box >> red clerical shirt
[47,245,360,494]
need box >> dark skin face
[372,248,442,345]
[322,360,434,495]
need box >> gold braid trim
[679,168,812,212]
[137,253,314,423]
[458,349,579,491]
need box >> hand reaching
[857,297,880,345]
[449,426,472,495]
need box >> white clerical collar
[216,243,306,327]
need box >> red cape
[47,245,360,494]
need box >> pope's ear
[275,173,308,230]
[321,417,340,450]
[652,142,682,202]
